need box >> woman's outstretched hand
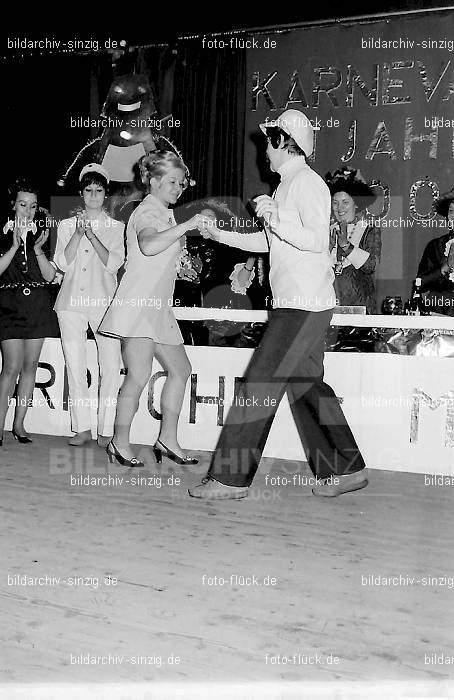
[192,213,221,240]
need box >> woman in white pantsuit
[54,164,125,447]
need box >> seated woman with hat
[417,188,454,315]
[325,167,381,314]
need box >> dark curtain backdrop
[2,52,112,210]
[168,44,261,310]
[2,43,247,207]
[137,46,177,119]
[2,42,247,288]
[171,44,247,202]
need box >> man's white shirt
[215,157,336,311]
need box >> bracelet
[244,265,253,272]
[36,252,46,257]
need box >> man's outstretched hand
[254,195,279,231]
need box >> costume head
[58,74,160,190]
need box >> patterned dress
[329,221,381,314]
[98,194,183,344]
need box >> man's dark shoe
[312,469,369,497]
[188,476,249,500]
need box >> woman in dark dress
[0,179,59,445]
[325,167,381,314]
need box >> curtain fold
[171,43,247,201]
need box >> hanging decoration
[409,178,439,222]
[367,179,390,219]
[58,73,159,190]
[57,70,194,224]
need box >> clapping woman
[54,164,125,447]
[325,167,381,313]
[0,179,58,445]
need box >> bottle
[407,278,422,315]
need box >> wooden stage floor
[0,434,453,699]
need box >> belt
[0,281,55,296]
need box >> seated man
[418,189,454,315]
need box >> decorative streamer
[366,179,390,219]
[308,128,317,162]
[381,61,413,105]
[442,72,454,101]
[345,64,379,108]
[282,70,309,110]
[340,120,357,162]
[57,137,102,187]
[251,71,277,111]
[403,117,438,160]
[409,178,439,221]
[416,60,451,102]
[365,121,397,160]
[312,66,342,108]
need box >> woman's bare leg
[13,338,45,435]
[0,339,25,436]
[154,343,191,458]
[112,337,154,459]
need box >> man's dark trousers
[208,308,366,487]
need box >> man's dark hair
[264,126,306,157]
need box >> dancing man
[188,109,368,500]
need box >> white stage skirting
[2,311,454,476]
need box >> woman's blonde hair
[139,150,187,191]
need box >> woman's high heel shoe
[153,439,198,465]
[12,430,33,444]
[106,441,144,468]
